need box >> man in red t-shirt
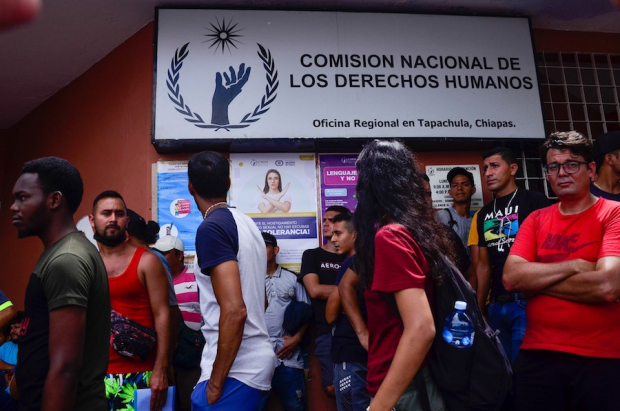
[504,131,620,411]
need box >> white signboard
[425,164,484,210]
[154,9,544,141]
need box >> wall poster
[230,153,318,272]
[156,160,202,268]
[319,153,359,212]
[425,164,484,211]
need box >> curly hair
[353,140,454,287]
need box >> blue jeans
[315,334,334,388]
[488,300,526,364]
[191,378,262,411]
[259,365,306,411]
[334,361,370,411]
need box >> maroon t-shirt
[365,224,431,397]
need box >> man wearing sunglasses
[504,131,620,411]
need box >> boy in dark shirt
[299,205,349,398]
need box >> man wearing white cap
[153,236,203,411]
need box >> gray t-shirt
[436,207,473,251]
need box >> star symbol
[204,17,243,54]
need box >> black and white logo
[166,18,279,131]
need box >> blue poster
[156,161,203,255]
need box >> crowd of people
[1,130,619,411]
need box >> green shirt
[17,232,110,410]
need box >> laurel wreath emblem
[166,43,279,131]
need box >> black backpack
[426,257,512,411]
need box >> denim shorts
[334,361,370,411]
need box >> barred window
[538,52,620,140]
[514,52,620,200]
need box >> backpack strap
[444,208,457,229]
[414,372,432,411]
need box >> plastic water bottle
[442,301,474,348]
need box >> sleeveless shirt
[107,247,156,373]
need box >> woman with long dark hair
[355,140,451,411]
[256,169,292,213]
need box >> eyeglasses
[543,161,589,176]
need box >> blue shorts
[191,378,262,411]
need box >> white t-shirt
[194,207,277,390]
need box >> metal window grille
[514,52,620,200]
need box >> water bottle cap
[454,301,467,310]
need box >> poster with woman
[230,153,318,272]
[256,168,293,213]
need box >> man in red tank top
[90,190,171,411]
